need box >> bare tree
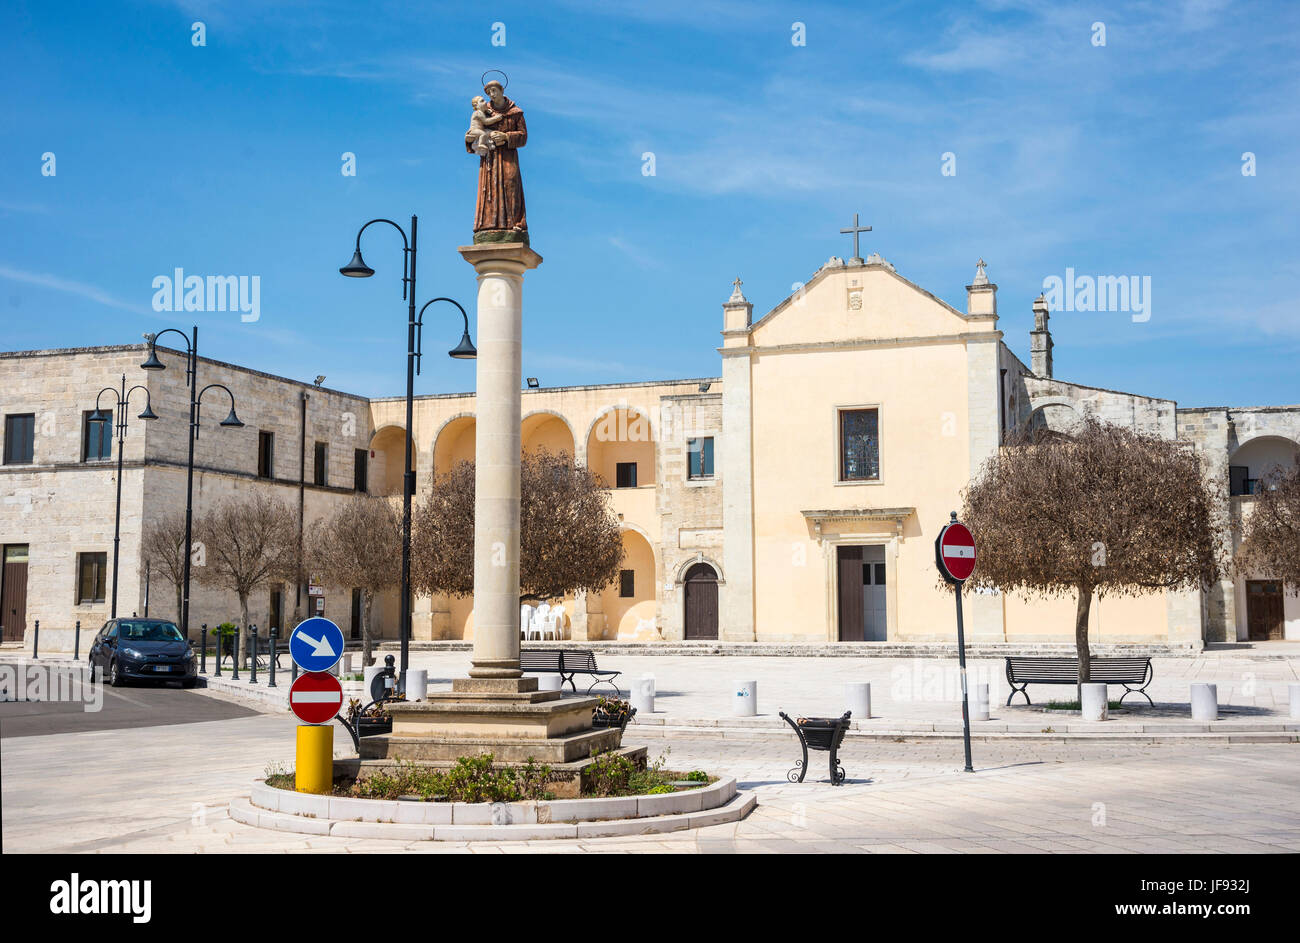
[306,495,402,667]
[962,417,1221,685]
[1237,452,1300,591]
[141,512,188,621]
[412,448,625,603]
[194,493,298,636]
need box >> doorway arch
[683,562,719,640]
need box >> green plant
[685,770,709,783]
[646,784,674,794]
[349,754,554,803]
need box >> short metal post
[248,624,258,684]
[231,627,240,681]
[199,624,208,674]
[74,620,81,660]
[32,619,39,659]
[267,627,279,687]
[214,626,223,677]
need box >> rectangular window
[83,410,113,461]
[313,441,327,486]
[76,552,107,604]
[615,462,638,488]
[258,430,274,478]
[353,448,368,492]
[839,408,880,481]
[619,569,635,598]
[269,588,283,633]
[3,414,35,465]
[687,437,714,479]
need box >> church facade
[2,253,1297,649]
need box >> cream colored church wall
[746,338,976,641]
[1001,590,1171,641]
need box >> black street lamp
[91,374,158,618]
[140,327,245,640]
[340,216,475,673]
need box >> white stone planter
[1290,683,1300,720]
[402,669,427,701]
[970,683,990,722]
[234,776,752,841]
[631,675,655,715]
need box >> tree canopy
[962,417,1222,682]
[1236,451,1300,591]
[412,448,625,602]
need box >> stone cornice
[718,330,1003,358]
[801,506,916,539]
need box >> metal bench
[778,711,852,785]
[519,649,621,695]
[1004,656,1154,706]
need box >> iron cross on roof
[839,213,872,261]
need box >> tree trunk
[1075,585,1093,692]
[174,585,183,625]
[361,589,375,668]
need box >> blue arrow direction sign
[288,617,345,673]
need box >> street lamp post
[140,327,245,640]
[91,374,159,618]
[340,216,475,673]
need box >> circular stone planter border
[231,776,754,841]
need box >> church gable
[749,257,978,349]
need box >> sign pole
[936,511,978,774]
[954,582,974,773]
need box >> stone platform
[359,676,628,791]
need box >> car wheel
[109,659,124,687]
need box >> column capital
[458,242,543,274]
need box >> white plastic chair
[529,603,551,641]
[542,603,566,641]
[520,604,535,640]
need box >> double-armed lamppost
[90,375,159,618]
[340,215,476,673]
[140,327,245,639]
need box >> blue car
[88,618,198,688]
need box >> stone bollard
[1190,683,1218,722]
[402,669,427,701]
[339,653,353,676]
[1080,683,1109,721]
[1291,683,1300,720]
[971,683,990,722]
[535,673,563,692]
[631,675,655,716]
[732,680,757,717]
[845,682,872,719]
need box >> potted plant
[346,693,404,736]
[591,696,636,730]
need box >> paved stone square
[3,669,1298,853]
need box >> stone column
[459,242,543,679]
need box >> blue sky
[2,0,1297,406]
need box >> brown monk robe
[466,89,527,237]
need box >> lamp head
[339,248,374,278]
[449,330,477,360]
[140,348,165,370]
[220,408,245,428]
[137,403,158,421]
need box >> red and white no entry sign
[936,520,977,583]
[288,671,344,725]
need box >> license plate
[150,665,176,672]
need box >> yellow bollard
[295,724,334,794]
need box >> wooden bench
[519,649,622,695]
[778,711,852,785]
[1004,656,1154,706]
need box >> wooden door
[1,544,30,642]
[683,563,718,640]
[1246,581,1284,641]
[837,546,864,641]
